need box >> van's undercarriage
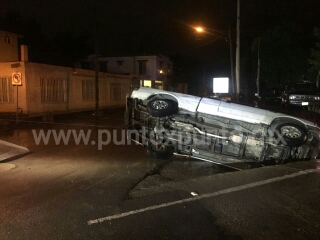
[125,97,320,165]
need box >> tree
[248,23,311,92]
[309,28,320,71]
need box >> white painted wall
[0,62,132,116]
[96,55,172,82]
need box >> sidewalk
[0,139,29,162]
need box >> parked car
[280,82,320,108]
[125,87,320,164]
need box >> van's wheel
[275,123,307,147]
[147,142,171,159]
[147,99,178,118]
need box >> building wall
[156,55,172,81]
[134,55,172,82]
[0,30,20,62]
[134,55,156,79]
[24,62,69,114]
[68,71,132,112]
[0,62,132,116]
[99,56,134,75]
[85,55,172,88]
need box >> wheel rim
[155,144,166,152]
[280,125,302,139]
[152,100,168,110]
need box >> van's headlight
[289,95,296,100]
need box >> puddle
[0,163,16,172]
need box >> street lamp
[195,27,204,33]
[194,26,235,100]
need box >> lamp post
[194,26,235,100]
[236,0,240,101]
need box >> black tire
[147,142,171,159]
[275,123,307,147]
[147,99,178,118]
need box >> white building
[0,30,132,117]
[78,55,173,90]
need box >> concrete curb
[0,140,29,162]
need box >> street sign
[12,72,22,85]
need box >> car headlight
[314,96,320,100]
[289,95,296,100]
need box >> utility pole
[256,37,260,98]
[94,22,99,114]
[235,0,240,101]
[228,20,235,99]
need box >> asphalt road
[0,108,319,239]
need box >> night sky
[0,0,233,55]
[1,0,320,93]
[2,0,318,49]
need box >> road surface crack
[124,160,172,200]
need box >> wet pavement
[0,107,319,239]
[111,160,320,240]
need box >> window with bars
[0,77,14,103]
[110,83,122,101]
[40,77,67,103]
[82,80,95,101]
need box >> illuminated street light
[195,27,204,33]
[194,26,235,100]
